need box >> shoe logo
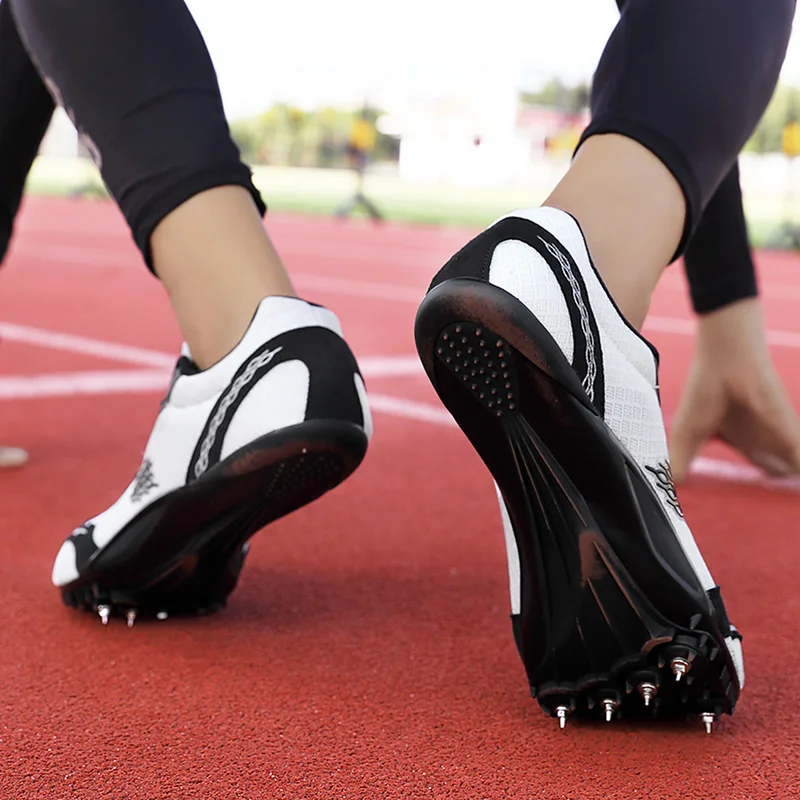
[131,458,159,503]
[193,346,284,479]
[645,460,683,518]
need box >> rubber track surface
[1,198,799,798]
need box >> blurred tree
[521,78,800,155]
[745,84,800,153]
[521,79,590,114]
[230,104,398,168]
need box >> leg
[0,0,54,264]
[356,192,384,222]
[9,0,293,369]
[416,0,794,728]
[9,0,371,616]
[0,1,54,468]
[549,0,795,328]
[683,162,757,315]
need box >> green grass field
[25,156,800,249]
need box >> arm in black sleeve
[682,161,758,315]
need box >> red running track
[2,197,800,799]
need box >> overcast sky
[185,0,800,118]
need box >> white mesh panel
[490,208,715,592]
[489,239,574,363]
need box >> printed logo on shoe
[131,458,159,503]
[645,460,683,518]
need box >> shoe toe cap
[52,540,79,587]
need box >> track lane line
[9,242,800,345]
[2,367,796,493]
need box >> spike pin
[555,706,570,729]
[700,712,715,735]
[97,604,111,626]
[600,699,619,723]
[670,656,691,682]
[126,609,137,628]
[637,682,657,707]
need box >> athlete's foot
[52,296,372,622]
[0,446,27,468]
[415,208,743,732]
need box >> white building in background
[375,64,531,188]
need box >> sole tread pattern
[414,281,740,732]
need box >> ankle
[543,134,685,329]
[151,186,298,366]
[177,295,265,369]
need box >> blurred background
[30,0,800,248]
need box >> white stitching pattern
[193,346,283,478]
[538,237,597,401]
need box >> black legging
[683,161,758,314]
[0,0,53,264]
[5,0,265,270]
[584,0,794,252]
[1,0,796,304]
[600,0,773,314]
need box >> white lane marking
[359,356,423,377]
[0,324,427,376]
[9,240,427,302]
[10,241,800,347]
[294,274,423,303]
[690,456,800,491]
[644,315,800,349]
[0,322,175,368]
[367,394,457,427]
[0,370,171,398]
[10,234,454,270]
[642,316,696,336]
[1,366,796,492]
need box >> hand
[669,298,800,483]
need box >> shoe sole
[415,277,740,726]
[59,418,368,621]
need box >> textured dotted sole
[415,276,741,731]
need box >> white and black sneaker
[415,208,743,731]
[52,296,372,622]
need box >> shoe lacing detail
[538,236,597,402]
[193,346,283,479]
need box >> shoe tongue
[175,350,200,379]
[173,343,197,375]
[161,350,199,407]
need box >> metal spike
[637,682,657,707]
[156,611,168,621]
[97,604,111,625]
[670,657,691,682]
[700,712,715,735]
[126,609,137,628]
[601,699,619,723]
[555,705,569,729]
